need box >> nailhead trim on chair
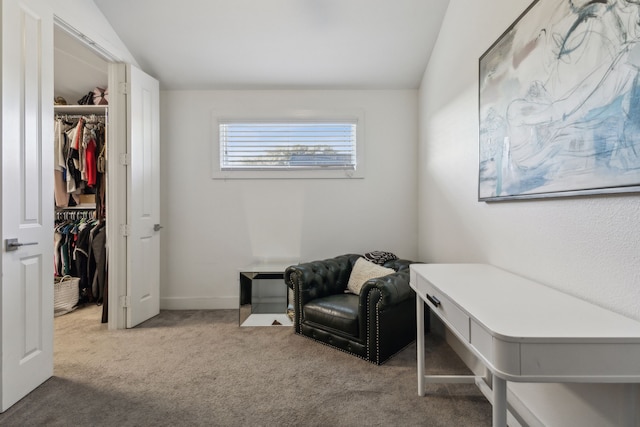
[363,286,383,363]
[293,328,415,365]
[366,291,371,361]
[376,300,381,363]
[296,331,369,362]
[294,270,304,332]
[365,288,381,363]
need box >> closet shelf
[56,204,96,210]
[54,104,108,115]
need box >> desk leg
[416,296,425,396]
[492,376,507,427]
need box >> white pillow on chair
[346,257,394,295]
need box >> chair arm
[359,261,415,309]
[285,254,360,305]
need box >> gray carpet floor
[0,305,491,426]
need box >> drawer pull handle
[426,294,441,307]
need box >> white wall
[419,1,640,426]
[51,0,138,65]
[54,27,108,104]
[160,90,418,309]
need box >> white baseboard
[160,296,238,310]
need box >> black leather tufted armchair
[284,254,426,365]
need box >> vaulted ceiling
[92,0,450,90]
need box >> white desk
[410,263,640,427]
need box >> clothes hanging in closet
[54,114,106,212]
[54,212,107,307]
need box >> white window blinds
[220,121,357,171]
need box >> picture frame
[478,0,640,201]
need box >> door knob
[5,238,38,252]
[153,224,163,232]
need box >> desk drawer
[417,276,469,341]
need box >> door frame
[106,63,128,330]
[54,17,128,330]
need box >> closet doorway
[54,26,109,324]
[53,21,161,330]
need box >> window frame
[211,109,365,180]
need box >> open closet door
[125,64,161,328]
[0,0,54,411]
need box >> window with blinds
[219,121,357,171]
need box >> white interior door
[126,64,160,328]
[0,0,54,412]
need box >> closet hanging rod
[55,114,106,119]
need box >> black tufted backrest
[285,254,359,299]
[382,258,412,272]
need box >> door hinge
[120,153,130,166]
[120,295,131,308]
[119,81,129,95]
[120,224,130,237]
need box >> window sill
[210,168,364,180]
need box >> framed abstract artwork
[478,0,640,201]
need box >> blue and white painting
[479,0,640,200]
